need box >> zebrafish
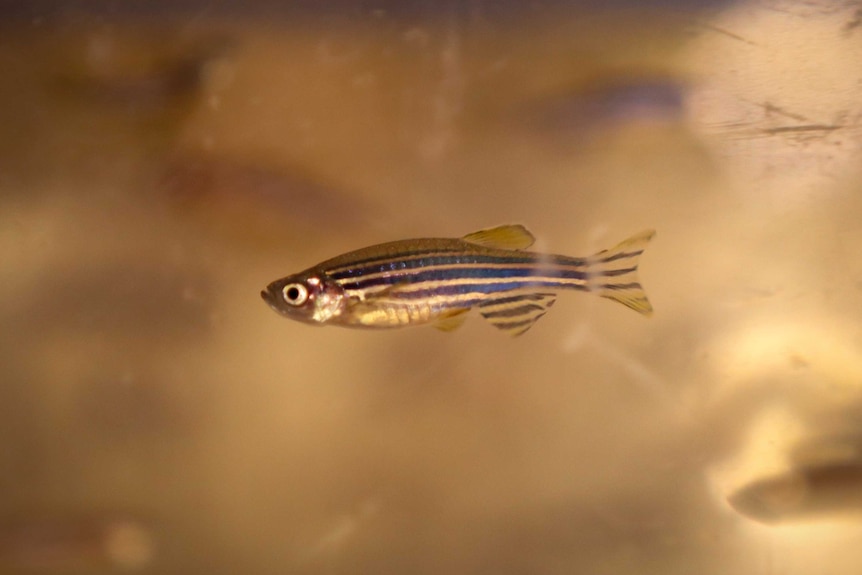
[261,225,654,336]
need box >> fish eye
[282,283,309,306]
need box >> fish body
[728,462,862,524]
[261,225,654,336]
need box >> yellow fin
[586,230,655,316]
[462,224,535,250]
[434,309,470,332]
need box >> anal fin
[477,293,557,336]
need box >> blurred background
[2,0,862,573]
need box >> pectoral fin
[434,308,470,332]
[477,293,557,336]
[462,224,535,250]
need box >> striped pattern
[584,230,654,315]
[478,293,557,336]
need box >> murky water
[3,1,862,573]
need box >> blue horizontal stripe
[328,254,546,279]
[338,265,588,290]
[391,280,586,299]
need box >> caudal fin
[586,230,655,316]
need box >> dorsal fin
[461,224,535,250]
[477,293,557,336]
[433,308,470,332]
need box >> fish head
[261,271,345,325]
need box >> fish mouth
[261,288,293,317]
[261,289,279,311]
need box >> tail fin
[586,230,655,316]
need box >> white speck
[304,499,380,560]
[403,28,430,47]
[105,520,154,570]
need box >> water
[2,1,862,573]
